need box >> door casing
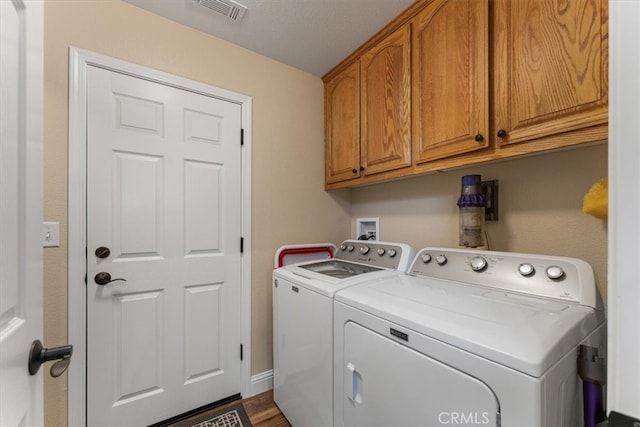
[67,47,252,426]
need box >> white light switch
[43,222,60,247]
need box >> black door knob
[474,134,484,142]
[28,339,73,377]
[497,129,507,138]
[352,168,358,174]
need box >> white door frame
[607,0,640,419]
[67,47,252,426]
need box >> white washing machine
[333,247,606,427]
[273,240,415,427]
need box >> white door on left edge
[0,1,43,425]
[86,66,243,426]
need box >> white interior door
[0,0,44,425]
[86,65,243,426]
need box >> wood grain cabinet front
[412,0,489,165]
[325,61,360,185]
[325,24,412,186]
[492,0,608,149]
[323,0,608,189]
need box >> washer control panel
[409,247,599,308]
[336,240,415,271]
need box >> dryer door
[342,322,500,427]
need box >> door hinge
[240,237,244,253]
[240,128,244,146]
[240,344,243,361]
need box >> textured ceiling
[122,0,415,76]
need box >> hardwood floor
[242,390,290,427]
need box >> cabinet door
[325,61,360,184]
[360,24,411,176]
[493,0,608,146]
[412,0,489,164]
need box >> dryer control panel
[336,240,415,271]
[409,248,601,309]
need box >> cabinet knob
[474,134,484,142]
[359,166,365,171]
[352,168,358,174]
[497,129,508,138]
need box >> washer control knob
[545,265,565,280]
[360,246,370,255]
[421,253,432,264]
[377,248,386,256]
[469,256,488,272]
[435,254,447,265]
[518,263,535,277]
[387,249,397,258]
[340,244,347,251]
[346,245,355,252]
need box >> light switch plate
[43,222,60,247]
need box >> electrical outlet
[481,180,499,221]
[43,222,60,247]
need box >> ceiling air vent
[192,0,247,22]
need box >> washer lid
[335,274,604,377]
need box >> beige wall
[43,1,350,425]
[351,143,608,298]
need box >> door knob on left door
[28,339,73,377]
[94,272,127,285]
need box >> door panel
[0,0,43,425]
[360,23,411,175]
[412,0,489,163]
[184,161,222,254]
[325,61,361,183]
[342,321,499,427]
[86,66,242,426]
[113,152,164,258]
[493,0,608,145]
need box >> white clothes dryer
[333,247,605,427]
[273,240,415,427]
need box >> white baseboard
[249,370,273,397]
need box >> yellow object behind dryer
[582,178,608,220]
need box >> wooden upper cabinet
[493,0,608,146]
[325,61,360,184]
[360,23,412,176]
[412,0,489,164]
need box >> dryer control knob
[387,249,397,258]
[469,256,488,272]
[518,263,535,277]
[360,246,370,255]
[377,248,386,256]
[340,244,347,251]
[347,245,355,252]
[421,253,432,264]
[435,254,447,265]
[545,265,565,280]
